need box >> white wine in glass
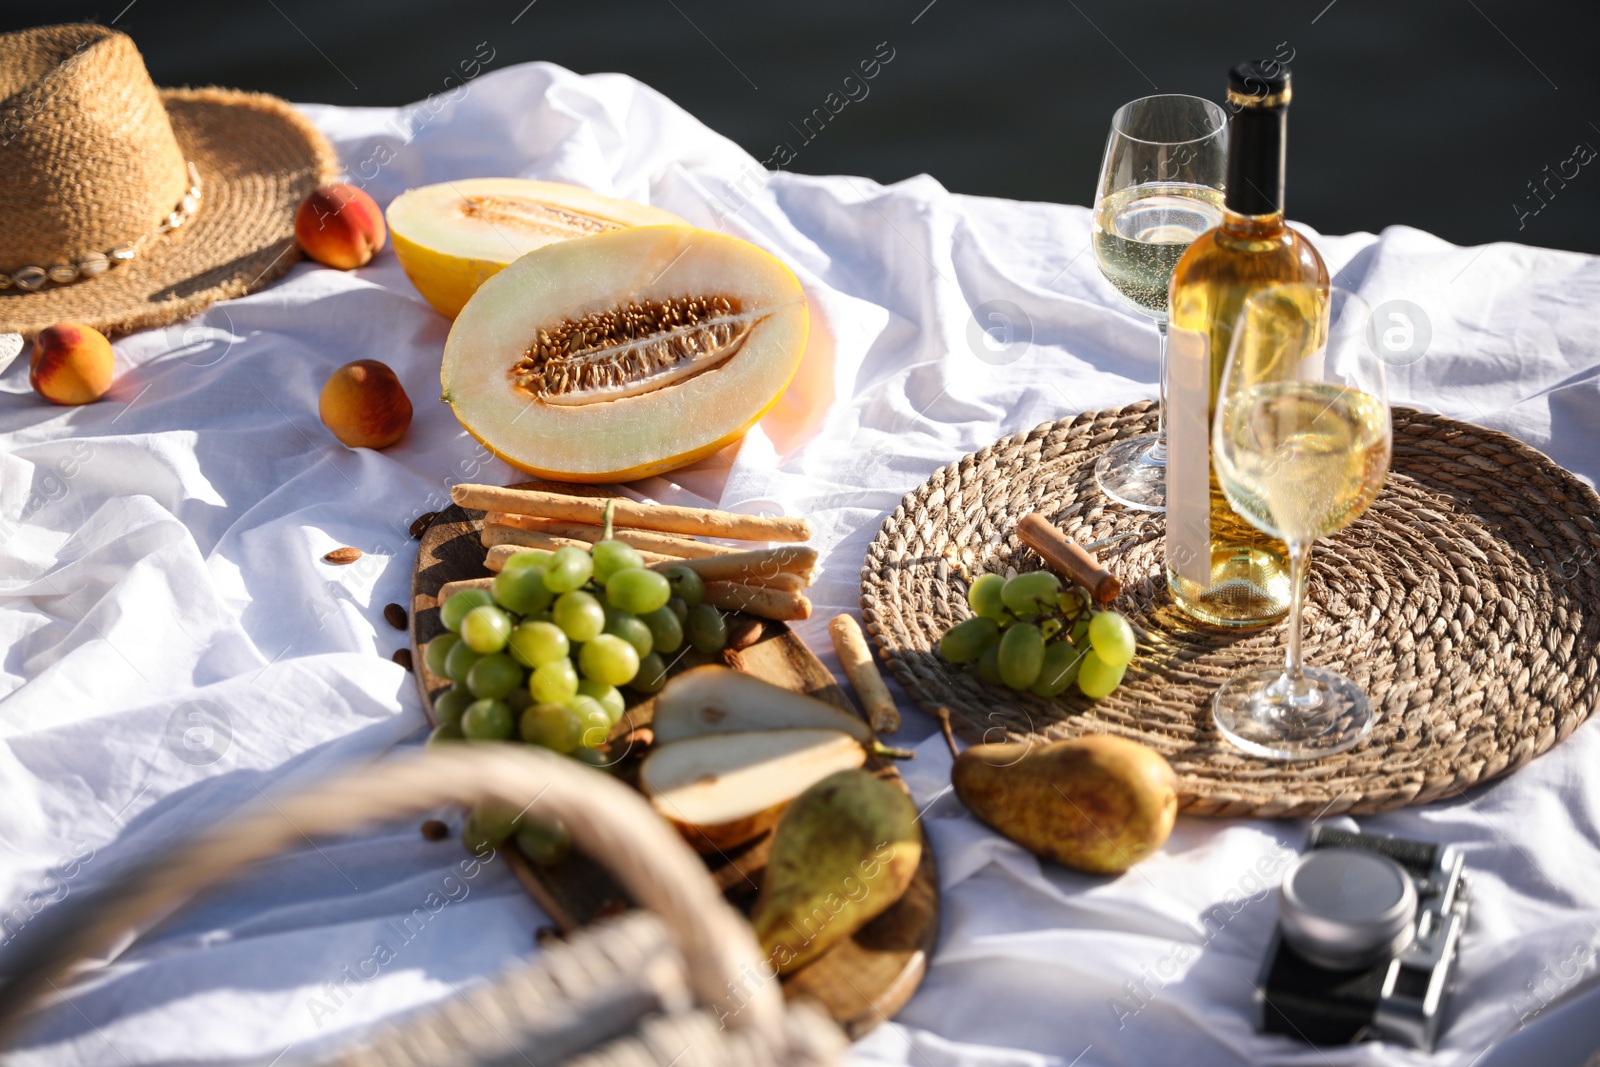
[1211,285,1392,760]
[1090,95,1228,512]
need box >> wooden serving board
[409,481,938,1039]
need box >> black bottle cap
[1228,59,1292,110]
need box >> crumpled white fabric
[2,59,1598,1067]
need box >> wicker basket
[0,747,847,1066]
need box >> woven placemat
[860,402,1600,817]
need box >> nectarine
[30,323,114,405]
[296,183,386,270]
[320,360,412,449]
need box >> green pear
[750,769,921,975]
[952,733,1177,874]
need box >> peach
[295,183,387,269]
[320,359,412,448]
[30,323,114,405]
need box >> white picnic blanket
[3,59,1599,1067]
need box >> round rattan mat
[861,402,1600,817]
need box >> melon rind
[387,178,686,319]
[441,226,809,483]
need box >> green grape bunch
[422,502,729,756]
[938,569,1135,700]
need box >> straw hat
[0,23,338,339]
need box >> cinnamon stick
[451,484,811,542]
[1016,513,1121,603]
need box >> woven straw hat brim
[0,86,337,340]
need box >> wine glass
[1210,286,1392,760]
[1091,94,1228,511]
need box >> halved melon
[387,178,686,318]
[441,225,809,483]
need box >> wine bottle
[1164,60,1329,627]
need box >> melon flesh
[387,178,685,318]
[441,225,809,482]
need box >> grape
[515,818,571,867]
[501,550,551,571]
[640,604,684,654]
[529,658,579,704]
[505,687,533,716]
[1030,641,1084,698]
[471,798,520,842]
[607,567,672,615]
[461,818,495,858]
[433,685,473,729]
[440,588,493,632]
[938,616,1001,663]
[443,640,483,684]
[663,565,704,606]
[460,605,512,654]
[520,702,581,753]
[1039,618,1063,642]
[577,680,626,724]
[507,620,570,668]
[1058,587,1090,618]
[1087,611,1137,668]
[423,633,460,677]
[493,566,553,616]
[1076,650,1127,699]
[466,653,524,700]
[592,539,645,582]
[604,609,654,657]
[967,573,1006,620]
[461,698,514,741]
[543,546,593,594]
[666,596,689,626]
[568,696,612,748]
[579,633,640,687]
[629,651,668,694]
[552,590,605,642]
[976,643,1004,687]
[571,746,615,771]
[1070,618,1090,646]
[1001,571,1062,619]
[427,722,463,747]
[685,604,728,653]
[997,622,1045,690]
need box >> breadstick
[438,577,493,602]
[451,484,811,542]
[485,514,739,559]
[648,546,817,585]
[702,581,812,622]
[482,524,673,564]
[484,543,805,591]
[828,614,900,733]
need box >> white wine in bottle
[1165,59,1329,627]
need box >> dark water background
[5,0,1597,253]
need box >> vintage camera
[1255,826,1470,1051]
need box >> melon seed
[511,295,761,405]
[459,196,621,239]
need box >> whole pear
[750,769,921,975]
[952,733,1177,874]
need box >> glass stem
[1146,319,1169,464]
[1284,539,1310,684]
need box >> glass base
[1212,665,1374,761]
[1094,433,1166,512]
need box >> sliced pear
[639,729,866,853]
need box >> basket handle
[0,746,785,1047]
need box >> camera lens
[1278,848,1418,970]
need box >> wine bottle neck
[1224,104,1288,216]
[1220,207,1286,237]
